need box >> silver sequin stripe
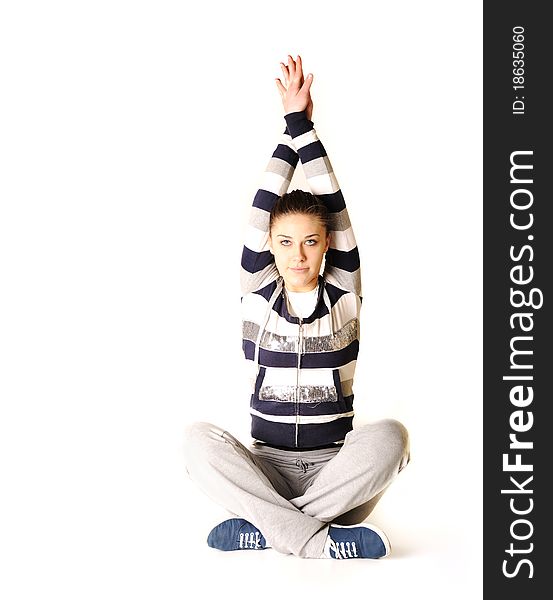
[242,318,359,354]
[259,385,338,403]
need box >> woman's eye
[279,239,317,247]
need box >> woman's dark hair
[269,189,330,234]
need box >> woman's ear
[324,233,331,253]
[268,234,274,255]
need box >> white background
[0,1,482,598]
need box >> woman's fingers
[301,72,313,93]
[279,62,289,85]
[277,54,313,114]
[287,54,296,80]
[295,54,304,80]
[275,78,286,98]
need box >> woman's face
[269,213,330,292]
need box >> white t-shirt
[285,285,319,319]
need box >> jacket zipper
[295,318,303,447]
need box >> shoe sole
[330,522,391,558]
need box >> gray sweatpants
[183,419,410,558]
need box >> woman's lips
[290,267,309,273]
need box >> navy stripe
[298,140,326,163]
[253,279,278,301]
[284,111,313,137]
[342,394,354,412]
[252,188,279,212]
[302,341,359,368]
[297,394,354,416]
[251,416,296,448]
[251,398,298,417]
[324,282,349,307]
[251,415,353,449]
[258,348,297,368]
[298,418,353,447]
[243,339,255,361]
[325,247,361,273]
[241,246,274,274]
[318,189,346,213]
[273,143,299,165]
[258,340,359,369]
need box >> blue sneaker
[207,518,268,551]
[323,523,391,559]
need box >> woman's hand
[275,54,313,120]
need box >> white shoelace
[323,537,360,559]
[238,531,263,549]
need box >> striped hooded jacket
[240,111,361,449]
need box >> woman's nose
[294,245,306,260]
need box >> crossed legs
[183,420,409,558]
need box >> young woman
[183,55,410,560]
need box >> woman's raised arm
[277,56,361,296]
